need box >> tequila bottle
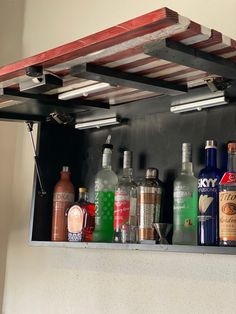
[173,143,198,245]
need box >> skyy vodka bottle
[173,143,198,245]
[114,151,137,243]
[93,135,118,242]
[198,140,222,246]
[219,142,236,246]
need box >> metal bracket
[144,39,236,80]
[70,63,187,96]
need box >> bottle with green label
[172,143,198,245]
[93,135,118,242]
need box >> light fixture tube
[170,95,228,113]
[75,117,120,130]
[58,82,110,100]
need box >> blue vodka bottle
[198,140,222,246]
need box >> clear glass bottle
[198,140,222,246]
[93,135,118,242]
[138,168,162,242]
[114,151,137,243]
[219,142,236,247]
[173,143,198,245]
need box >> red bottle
[67,187,95,242]
[51,166,75,241]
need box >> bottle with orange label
[67,187,95,242]
[51,166,75,241]
[219,142,236,246]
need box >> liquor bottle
[173,143,198,245]
[67,187,95,242]
[138,168,162,242]
[198,140,222,246]
[51,166,75,241]
[114,151,137,243]
[93,135,118,242]
[219,142,236,246]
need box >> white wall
[2,1,236,313]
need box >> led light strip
[170,95,228,113]
[75,117,120,130]
[58,82,111,100]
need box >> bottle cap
[103,134,113,151]
[62,166,69,172]
[205,140,217,149]
[228,142,236,153]
[146,168,158,179]
[79,187,87,193]
[123,151,132,169]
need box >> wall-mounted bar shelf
[29,241,236,256]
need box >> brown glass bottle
[51,166,75,241]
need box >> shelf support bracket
[144,39,236,80]
[70,63,187,96]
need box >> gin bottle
[114,151,137,243]
[173,143,198,245]
[219,142,236,246]
[93,135,118,242]
[198,140,222,246]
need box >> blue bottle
[198,140,222,246]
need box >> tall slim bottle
[219,142,236,246]
[173,143,198,245]
[138,168,162,241]
[93,135,118,242]
[51,166,75,241]
[114,151,137,243]
[198,140,222,246]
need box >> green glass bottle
[172,143,198,245]
[93,135,118,242]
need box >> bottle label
[139,187,156,240]
[114,192,130,229]
[52,192,74,241]
[174,189,198,230]
[67,205,84,242]
[219,191,236,241]
[220,173,236,185]
[95,191,114,227]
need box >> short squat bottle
[173,143,198,245]
[114,151,137,243]
[198,140,222,246]
[93,135,118,242]
[67,187,95,242]
[138,168,162,241]
[219,142,236,246]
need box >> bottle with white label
[198,140,222,246]
[219,142,236,246]
[114,151,137,243]
[173,143,198,245]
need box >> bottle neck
[78,191,88,202]
[123,167,133,179]
[181,162,193,175]
[206,148,217,168]
[61,172,70,180]
[227,152,236,172]
[102,148,112,170]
